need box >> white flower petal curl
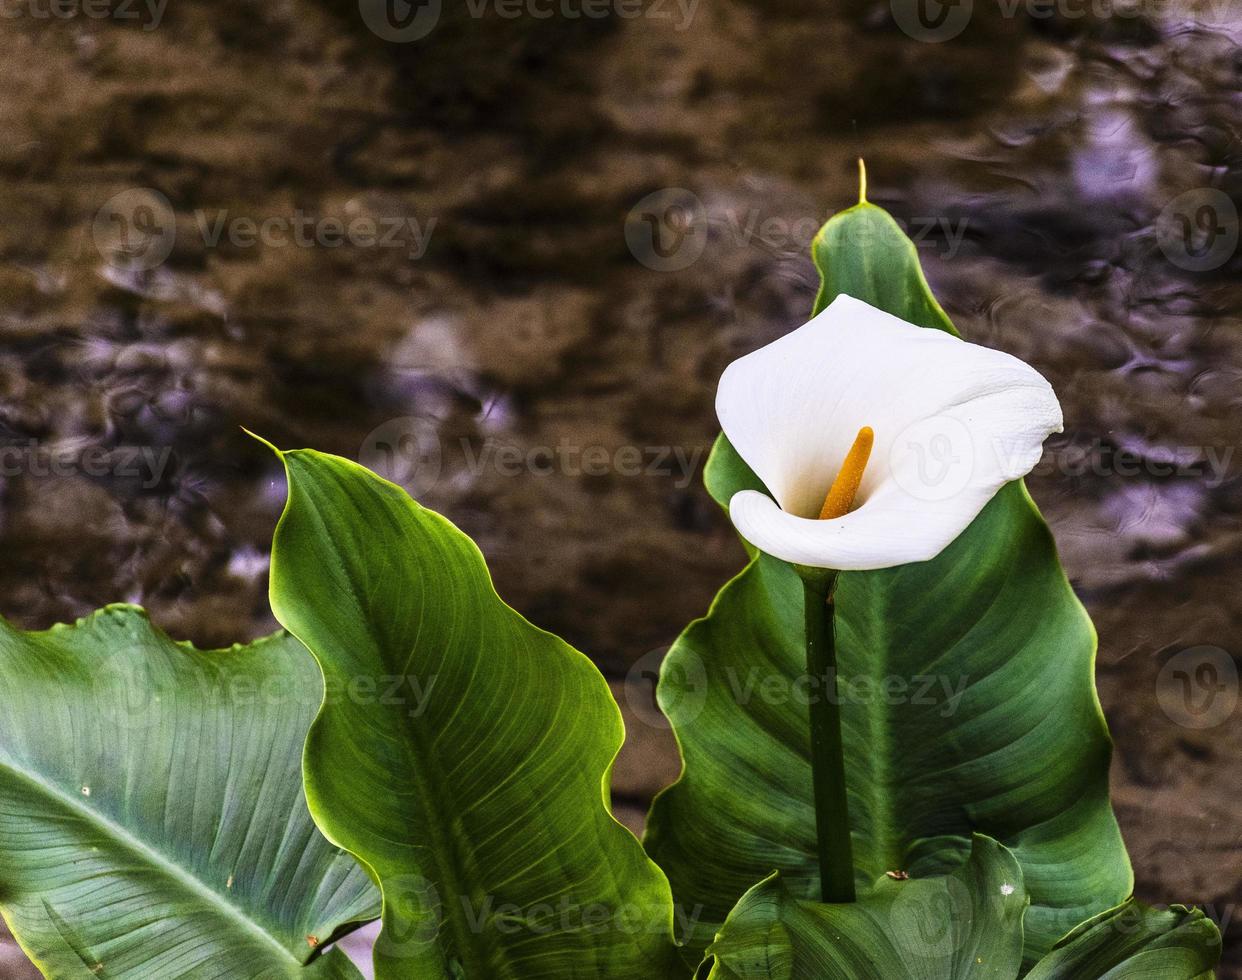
[716,294,1063,571]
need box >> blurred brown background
[1,0,1241,975]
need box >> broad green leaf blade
[267,449,683,979]
[645,200,1131,964]
[707,835,1026,980]
[0,606,378,980]
[811,202,957,331]
[1026,900,1221,980]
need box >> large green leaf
[811,200,957,338]
[645,201,1132,964]
[707,835,1027,980]
[266,448,683,979]
[0,605,378,979]
[1025,899,1220,980]
[704,840,1219,980]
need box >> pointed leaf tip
[857,158,868,204]
[241,428,283,458]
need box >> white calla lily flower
[717,294,1063,571]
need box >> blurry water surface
[1,0,1241,974]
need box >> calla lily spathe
[717,294,1063,571]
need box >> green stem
[803,573,855,903]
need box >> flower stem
[802,573,856,903]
